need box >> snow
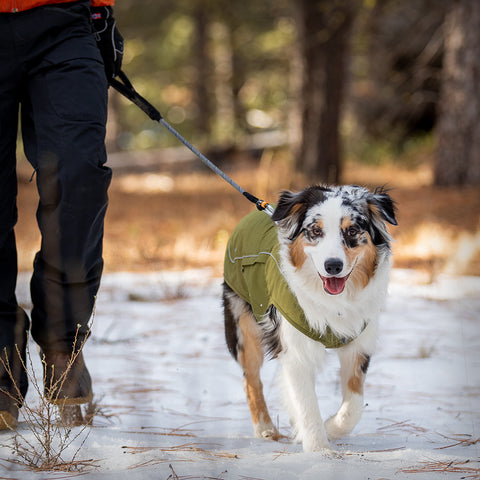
[1,269,479,479]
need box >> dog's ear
[368,187,397,226]
[271,190,306,240]
[366,187,397,246]
[272,186,329,240]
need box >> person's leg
[21,2,111,403]
[0,14,30,429]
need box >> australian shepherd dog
[223,185,397,452]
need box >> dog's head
[271,185,397,295]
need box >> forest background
[16,0,480,278]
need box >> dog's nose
[324,258,343,276]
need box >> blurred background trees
[434,0,480,185]
[295,0,359,184]
[111,0,480,186]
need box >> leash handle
[110,71,162,122]
[109,71,275,216]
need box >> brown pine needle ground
[16,156,480,277]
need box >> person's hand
[91,6,124,80]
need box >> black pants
[0,1,111,399]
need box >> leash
[109,71,275,216]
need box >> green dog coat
[224,209,363,348]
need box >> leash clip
[257,200,275,216]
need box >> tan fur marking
[289,236,307,268]
[290,203,303,215]
[351,235,378,289]
[368,203,381,218]
[341,216,353,230]
[345,233,378,290]
[347,354,368,395]
[237,313,277,438]
[347,375,363,395]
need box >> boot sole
[47,391,93,406]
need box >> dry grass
[166,463,230,480]
[0,327,98,472]
[15,152,480,277]
[435,433,480,450]
[400,459,480,478]
[376,418,428,435]
[123,441,239,470]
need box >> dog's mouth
[319,273,351,295]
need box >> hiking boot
[0,392,20,430]
[42,350,93,406]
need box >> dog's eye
[310,226,324,238]
[346,226,359,237]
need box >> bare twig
[435,433,480,450]
[0,323,98,472]
[400,459,480,478]
[377,418,428,434]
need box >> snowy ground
[1,269,479,479]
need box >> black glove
[91,6,124,80]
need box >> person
[0,0,124,429]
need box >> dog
[223,185,397,452]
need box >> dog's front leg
[325,349,370,440]
[280,354,330,452]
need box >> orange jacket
[0,0,114,13]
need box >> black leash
[109,71,274,216]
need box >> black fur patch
[259,306,283,359]
[223,282,240,360]
[223,283,282,361]
[304,220,324,242]
[338,187,397,248]
[371,187,398,226]
[360,354,371,374]
[342,225,362,248]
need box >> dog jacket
[224,210,363,348]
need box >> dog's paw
[325,411,358,441]
[254,423,280,441]
[261,428,280,441]
[325,415,344,441]
[302,435,331,453]
[325,398,363,440]
[317,448,343,459]
[301,439,343,457]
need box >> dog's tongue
[324,276,347,295]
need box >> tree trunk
[434,0,480,186]
[296,0,357,183]
[193,2,213,142]
[210,21,236,145]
